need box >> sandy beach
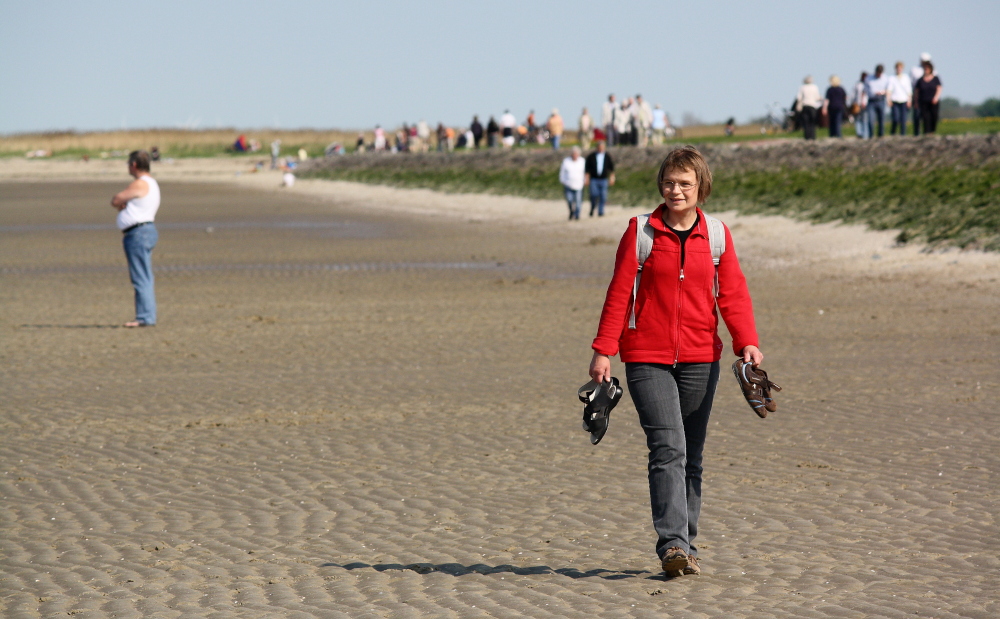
[1,160,998,617]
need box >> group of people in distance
[796,52,942,140]
[357,94,675,154]
[597,93,675,148]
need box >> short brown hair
[128,150,151,172]
[656,146,713,204]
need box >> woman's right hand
[589,352,612,384]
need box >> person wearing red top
[588,147,763,576]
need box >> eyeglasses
[661,181,697,192]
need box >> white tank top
[116,175,160,230]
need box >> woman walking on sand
[588,146,763,577]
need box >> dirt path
[1,169,998,617]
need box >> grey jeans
[625,361,720,559]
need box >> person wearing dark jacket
[914,61,942,134]
[822,75,848,138]
[584,140,615,217]
[470,116,484,148]
[589,146,762,577]
[486,116,500,148]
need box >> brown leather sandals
[732,359,782,418]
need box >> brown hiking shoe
[683,555,701,575]
[661,547,688,576]
[732,359,782,418]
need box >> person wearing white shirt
[614,100,633,145]
[910,52,931,135]
[270,139,281,169]
[578,108,593,151]
[415,120,430,153]
[795,76,822,140]
[601,94,617,146]
[886,61,913,136]
[651,104,667,144]
[560,147,587,220]
[865,65,890,137]
[500,110,517,148]
[635,95,654,146]
[110,151,160,327]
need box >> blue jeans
[868,97,886,137]
[855,107,871,139]
[890,102,908,135]
[626,362,720,558]
[551,135,561,150]
[588,178,608,216]
[828,109,844,137]
[563,186,582,219]
[122,223,158,325]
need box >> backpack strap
[704,214,726,297]
[628,214,654,329]
[629,213,726,330]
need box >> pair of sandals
[577,378,623,445]
[577,361,781,446]
[731,359,782,418]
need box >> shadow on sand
[323,561,672,581]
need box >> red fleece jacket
[592,206,758,364]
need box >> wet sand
[1,170,998,618]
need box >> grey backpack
[628,213,726,329]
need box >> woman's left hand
[742,345,764,366]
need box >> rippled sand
[1,169,998,617]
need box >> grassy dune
[3,118,996,158]
[715,166,1000,249]
[303,134,1000,251]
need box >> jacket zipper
[673,264,684,367]
[673,219,700,366]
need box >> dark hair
[924,61,934,73]
[861,71,868,80]
[656,146,713,204]
[875,64,884,75]
[128,150,151,171]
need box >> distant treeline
[939,97,1000,119]
[302,134,1000,251]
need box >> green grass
[305,143,1000,251]
[937,117,1000,135]
[712,166,1000,250]
[309,166,566,201]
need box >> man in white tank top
[111,151,160,327]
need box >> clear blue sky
[1,0,996,134]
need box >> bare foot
[123,321,145,328]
